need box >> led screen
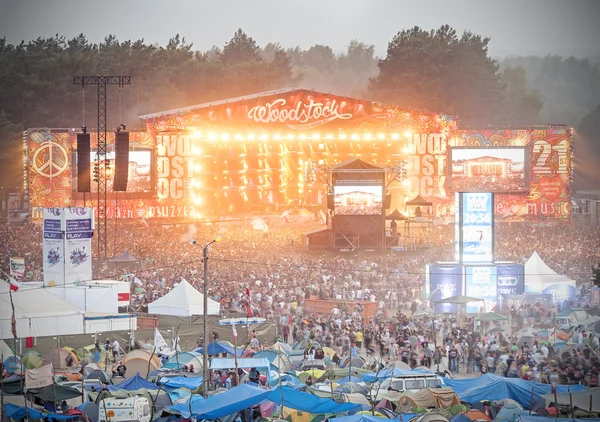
[458,192,494,264]
[333,185,382,215]
[449,147,528,192]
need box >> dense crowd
[1,216,599,387]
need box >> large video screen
[333,185,382,215]
[73,149,153,194]
[449,147,529,192]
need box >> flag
[10,258,25,277]
[232,324,237,338]
[26,364,54,388]
[245,287,253,317]
[141,217,149,228]
[8,277,20,292]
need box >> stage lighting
[404,130,412,139]
[391,133,400,140]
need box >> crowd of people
[1,214,599,387]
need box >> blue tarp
[107,373,159,391]
[3,403,77,420]
[518,418,600,422]
[338,376,362,384]
[443,374,586,409]
[194,341,243,356]
[330,415,389,422]
[267,386,362,413]
[361,368,432,383]
[159,376,203,390]
[167,383,271,419]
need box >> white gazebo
[148,279,221,316]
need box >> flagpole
[233,324,239,386]
[1,353,4,422]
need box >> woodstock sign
[247,98,353,130]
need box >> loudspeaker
[327,194,334,210]
[383,193,392,209]
[77,133,91,192]
[113,131,129,191]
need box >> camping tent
[148,279,220,316]
[43,348,80,371]
[163,351,203,372]
[524,252,576,301]
[0,282,84,339]
[122,349,162,379]
[396,388,460,413]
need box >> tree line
[0,26,598,190]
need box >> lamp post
[190,237,221,397]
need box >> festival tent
[43,348,80,371]
[254,350,292,371]
[122,349,162,378]
[0,281,84,339]
[22,351,43,369]
[524,251,577,301]
[163,351,204,372]
[396,388,461,413]
[267,385,362,414]
[109,250,140,264]
[541,389,600,412]
[148,279,220,316]
[166,383,272,419]
[475,312,508,322]
[194,341,243,356]
[442,374,586,409]
[107,373,158,391]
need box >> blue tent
[167,383,271,419]
[267,386,362,413]
[338,376,362,384]
[518,418,600,422]
[159,376,203,390]
[450,414,472,422]
[194,341,243,356]
[107,373,159,391]
[3,403,76,420]
[361,368,432,383]
[443,374,586,409]
[330,415,390,422]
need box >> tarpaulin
[25,363,54,388]
[443,374,586,409]
[167,383,270,419]
[3,403,77,420]
[267,386,361,414]
[159,375,203,390]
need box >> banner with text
[427,264,464,314]
[64,208,94,286]
[465,266,497,313]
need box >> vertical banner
[65,208,93,286]
[428,264,464,313]
[9,258,25,277]
[43,208,65,287]
[496,264,524,304]
[465,266,497,313]
[459,192,494,264]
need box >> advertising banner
[428,264,464,313]
[496,264,524,298]
[459,192,494,264]
[465,266,497,313]
[9,258,25,277]
[43,208,65,287]
[64,208,93,286]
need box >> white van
[99,396,151,422]
[378,374,443,394]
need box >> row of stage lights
[189,131,414,142]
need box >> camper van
[99,396,151,422]
[378,374,443,394]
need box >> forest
[0,26,598,190]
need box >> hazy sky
[1,0,599,58]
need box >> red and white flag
[232,324,237,339]
[8,277,20,292]
[245,287,253,317]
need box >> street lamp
[190,236,221,396]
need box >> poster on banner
[496,264,524,299]
[465,266,497,313]
[64,208,93,286]
[428,264,464,314]
[9,258,25,277]
[458,192,494,264]
[43,208,65,287]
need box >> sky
[1,0,599,59]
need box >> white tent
[148,279,220,316]
[0,282,85,339]
[524,251,576,300]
